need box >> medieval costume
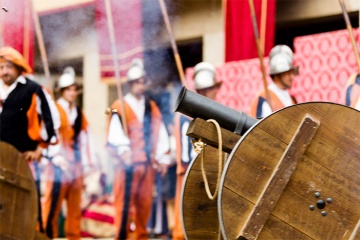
[0,46,59,233]
[249,45,298,118]
[107,59,171,239]
[41,67,97,239]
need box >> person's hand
[156,163,168,177]
[23,145,43,162]
[120,151,132,166]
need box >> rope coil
[192,119,224,200]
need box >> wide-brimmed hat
[0,46,32,73]
[193,62,222,90]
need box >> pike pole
[31,0,53,96]
[248,0,273,112]
[104,0,128,136]
[260,0,267,54]
[339,0,360,71]
[157,0,187,87]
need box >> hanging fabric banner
[95,0,143,81]
[225,0,276,62]
[0,0,34,68]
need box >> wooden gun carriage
[176,87,360,240]
[0,142,47,239]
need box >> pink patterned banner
[186,28,359,114]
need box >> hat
[193,62,222,90]
[126,58,145,82]
[269,45,294,64]
[58,66,78,89]
[0,46,32,73]
[269,52,299,76]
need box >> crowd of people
[0,44,359,240]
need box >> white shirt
[355,97,360,111]
[181,120,197,163]
[260,83,294,118]
[0,75,26,113]
[107,93,171,165]
[57,97,78,125]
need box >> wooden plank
[0,168,33,192]
[237,114,320,240]
[187,118,241,153]
[258,215,313,240]
[182,145,221,240]
[218,128,288,239]
[269,160,359,239]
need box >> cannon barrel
[175,87,258,135]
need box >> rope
[192,119,224,200]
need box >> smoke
[37,5,96,70]
[142,0,181,87]
[34,0,184,181]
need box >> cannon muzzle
[175,87,258,135]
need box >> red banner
[95,0,143,81]
[0,0,34,68]
[225,0,276,62]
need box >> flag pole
[104,0,128,136]
[339,0,360,71]
[157,0,187,87]
[248,0,273,111]
[260,0,267,54]
[31,0,53,96]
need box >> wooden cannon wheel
[218,102,360,239]
[181,145,223,239]
[0,142,38,239]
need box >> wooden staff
[157,0,187,87]
[31,0,53,95]
[260,0,267,54]
[104,0,128,136]
[0,8,4,47]
[248,0,273,111]
[339,0,360,71]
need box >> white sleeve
[181,121,197,163]
[155,122,171,165]
[107,114,131,155]
[261,101,272,118]
[42,89,61,130]
[36,89,61,143]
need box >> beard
[1,74,17,86]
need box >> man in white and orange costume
[172,62,222,240]
[249,45,298,118]
[41,67,97,239]
[107,58,171,239]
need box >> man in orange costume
[249,45,298,118]
[0,46,59,233]
[41,67,97,239]
[107,58,171,239]
[172,62,222,240]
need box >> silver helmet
[126,58,145,82]
[193,62,221,90]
